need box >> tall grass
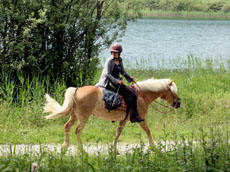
[0,55,230,144]
[0,73,67,107]
[1,55,230,171]
[0,125,229,171]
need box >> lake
[99,19,230,69]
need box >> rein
[132,81,174,114]
[112,84,121,107]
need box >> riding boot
[130,111,144,123]
[129,97,144,123]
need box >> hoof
[62,143,69,148]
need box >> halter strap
[132,81,175,114]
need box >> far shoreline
[139,10,230,20]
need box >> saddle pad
[100,88,127,112]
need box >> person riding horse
[95,43,144,123]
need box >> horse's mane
[134,78,178,95]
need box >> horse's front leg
[139,120,154,146]
[114,120,128,149]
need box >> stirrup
[130,116,144,123]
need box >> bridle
[133,80,180,114]
[166,84,181,109]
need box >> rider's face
[111,52,119,59]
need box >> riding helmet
[110,43,122,53]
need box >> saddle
[101,86,137,122]
[102,89,126,112]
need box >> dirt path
[0,143,150,155]
[0,141,200,155]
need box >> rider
[96,43,144,123]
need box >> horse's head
[161,80,181,108]
[134,78,181,109]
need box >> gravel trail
[0,143,149,155]
[0,141,200,155]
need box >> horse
[43,78,181,151]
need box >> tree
[172,0,188,13]
[207,1,225,12]
[0,0,141,86]
[146,0,161,11]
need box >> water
[99,19,230,69]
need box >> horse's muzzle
[173,98,181,108]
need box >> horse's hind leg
[63,110,77,148]
[139,120,154,146]
[75,119,88,153]
[114,120,128,149]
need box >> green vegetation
[0,124,229,171]
[141,10,230,20]
[0,0,141,87]
[140,0,230,19]
[144,0,230,12]
[1,55,230,144]
[1,55,230,170]
[1,1,230,170]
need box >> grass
[140,9,230,20]
[0,126,229,171]
[0,55,230,145]
[1,55,230,171]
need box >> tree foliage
[0,0,141,86]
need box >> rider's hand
[119,80,123,85]
[130,77,135,82]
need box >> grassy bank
[0,55,230,145]
[140,9,230,20]
[138,0,230,20]
[1,55,230,171]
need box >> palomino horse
[43,78,181,151]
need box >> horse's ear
[168,80,173,86]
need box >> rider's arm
[120,61,132,83]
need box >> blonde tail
[43,87,77,119]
